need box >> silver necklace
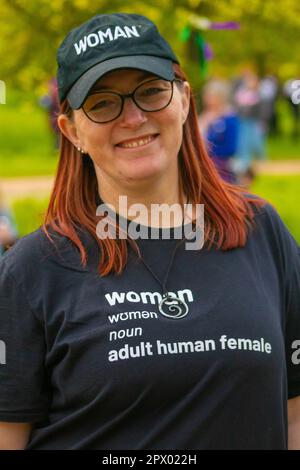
[137,238,189,319]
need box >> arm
[0,422,33,450]
[288,395,300,450]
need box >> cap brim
[67,55,175,109]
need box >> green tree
[1,0,300,96]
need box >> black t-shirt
[0,202,299,450]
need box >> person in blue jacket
[199,79,239,184]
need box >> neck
[96,175,187,228]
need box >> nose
[119,97,147,128]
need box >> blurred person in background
[259,74,279,136]
[0,190,18,255]
[233,72,266,187]
[199,79,239,184]
[39,77,60,149]
[283,78,300,140]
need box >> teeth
[118,135,155,148]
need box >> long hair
[43,64,265,275]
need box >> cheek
[161,108,184,149]
[167,95,185,128]
[82,127,112,156]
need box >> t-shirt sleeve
[0,258,49,422]
[262,204,300,399]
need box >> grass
[265,99,300,159]
[1,92,300,177]
[10,174,300,244]
[0,92,58,177]
[250,174,300,243]
[12,197,48,237]
[267,134,300,160]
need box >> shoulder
[1,227,46,267]
[224,112,238,121]
[246,193,290,234]
[238,191,298,247]
[0,226,100,318]
[218,113,239,132]
[0,226,90,281]
[246,195,299,272]
[2,226,59,265]
[249,196,292,238]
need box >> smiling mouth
[116,134,158,149]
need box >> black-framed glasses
[82,78,182,124]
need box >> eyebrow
[90,71,158,92]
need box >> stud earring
[77,146,86,154]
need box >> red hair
[43,64,265,275]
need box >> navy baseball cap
[57,13,180,109]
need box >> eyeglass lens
[83,79,173,123]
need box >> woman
[0,13,299,450]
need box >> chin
[125,169,162,183]
[120,158,167,182]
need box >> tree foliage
[1,0,300,96]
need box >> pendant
[158,293,189,319]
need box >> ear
[181,81,190,124]
[57,113,81,149]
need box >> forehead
[90,69,158,92]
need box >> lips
[115,134,158,149]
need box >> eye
[90,99,116,111]
[136,79,171,100]
[140,86,166,97]
[84,93,119,112]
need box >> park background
[0,0,299,242]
